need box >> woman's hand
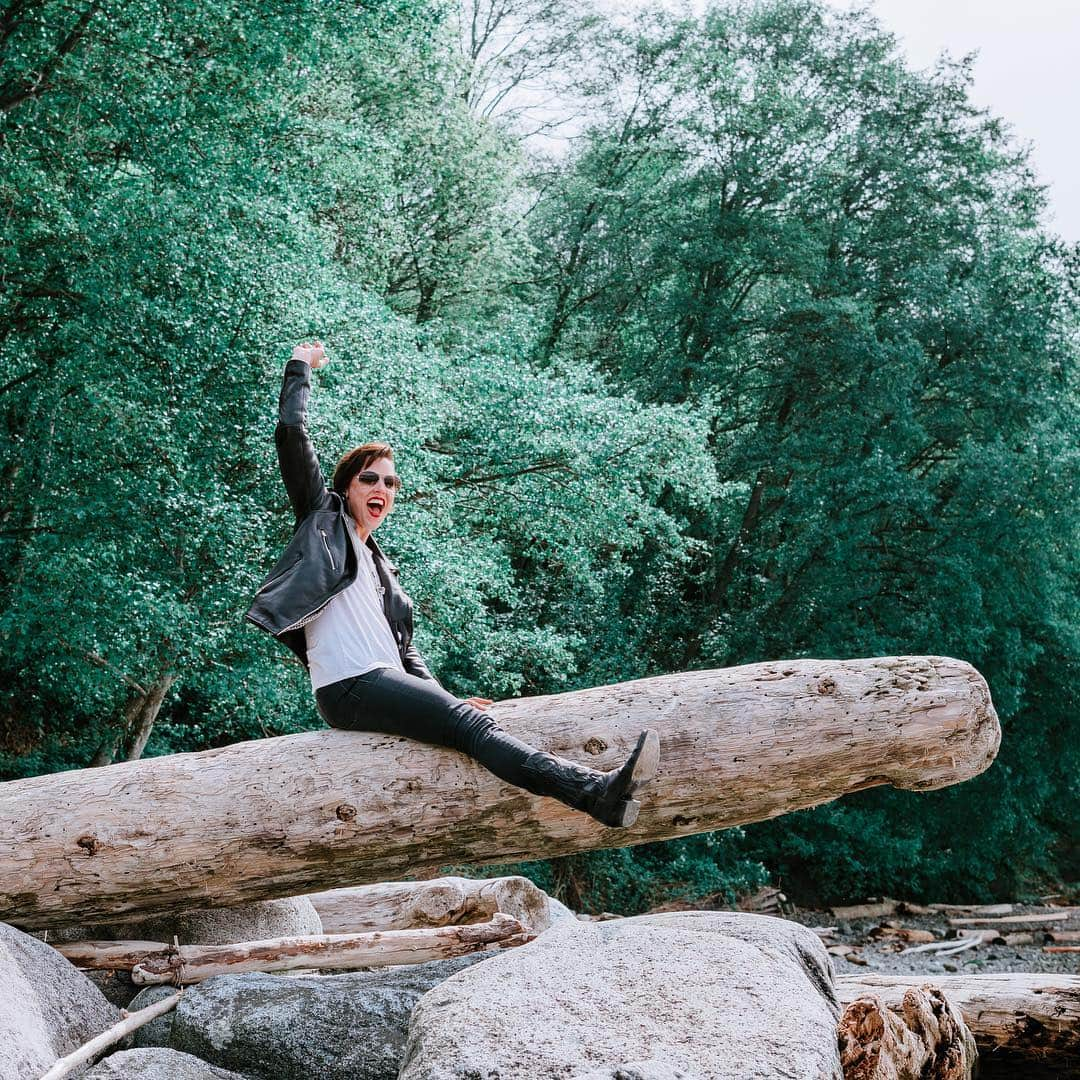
[292,340,328,369]
[465,696,493,710]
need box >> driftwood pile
[51,876,559,985]
[814,898,1080,966]
[6,654,1053,1079]
[36,877,1080,1079]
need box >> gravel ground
[782,899,1080,978]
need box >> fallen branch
[832,900,899,920]
[870,925,936,945]
[1001,932,1035,946]
[900,937,981,958]
[899,937,980,958]
[947,910,1078,928]
[39,990,182,1080]
[928,904,1013,916]
[105,914,535,985]
[55,940,174,969]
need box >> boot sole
[624,729,660,796]
[608,798,640,828]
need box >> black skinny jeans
[315,665,592,799]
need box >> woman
[246,341,660,827]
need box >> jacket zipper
[319,528,336,571]
[281,527,394,635]
[281,602,332,634]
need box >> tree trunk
[839,986,976,1079]
[836,973,1080,1078]
[89,694,141,768]
[123,672,176,762]
[0,655,999,929]
[89,671,176,768]
[56,914,533,985]
[305,875,565,934]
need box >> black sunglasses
[354,470,403,492]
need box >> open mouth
[366,496,387,518]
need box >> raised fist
[292,340,328,369]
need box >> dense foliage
[2,0,1076,907]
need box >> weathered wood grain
[120,914,532,984]
[305,875,564,933]
[837,973,1080,1076]
[839,986,976,1079]
[1,655,999,929]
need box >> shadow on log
[0,656,999,929]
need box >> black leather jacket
[245,358,438,682]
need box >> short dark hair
[332,442,394,497]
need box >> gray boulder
[544,893,576,927]
[126,986,185,1049]
[400,911,843,1080]
[166,953,492,1079]
[85,1047,246,1078]
[572,1064,693,1080]
[0,921,121,1080]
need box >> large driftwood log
[839,986,976,1079]
[56,914,533,985]
[305,875,565,934]
[0,656,999,929]
[837,973,1080,1077]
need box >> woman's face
[346,456,399,535]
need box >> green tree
[0,0,722,782]
[524,0,1079,902]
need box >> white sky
[823,0,1080,243]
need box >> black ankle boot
[518,729,661,828]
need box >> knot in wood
[817,677,837,695]
[335,803,357,822]
[583,737,607,755]
[76,834,102,856]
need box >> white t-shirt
[305,524,405,692]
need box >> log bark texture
[305,875,565,934]
[838,987,976,1079]
[837,973,1080,1077]
[0,655,999,929]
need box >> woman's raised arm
[275,340,334,523]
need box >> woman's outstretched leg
[315,666,659,827]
